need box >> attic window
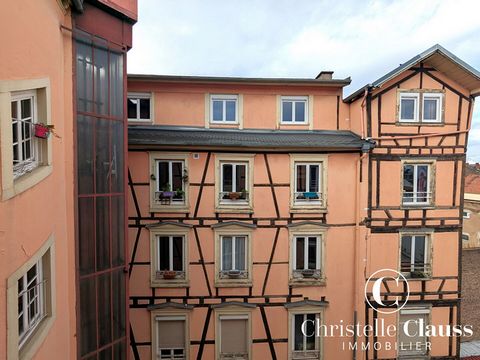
[398,91,443,123]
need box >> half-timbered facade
[127,45,480,360]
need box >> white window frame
[294,162,323,206]
[422,93,442,123]
[154,315,188,360]
[399,92,420,123]
[17,260,45,348]
[292,235,321,271]
[218,314,249,359]
[127,92,152,122]
[155,159,186,204]
[219,161,249,204]
[210,94,238,124]
[400,234,431,276]
[11,91,39,179]
[157,235,185,272]
[288,308,323,360]
[220,235,247,272]
[402,163,432,206]
[398,307,430,357]
[281,96,308,124]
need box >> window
[463,210,471,219]
[17,261,45,348]
[155,160,186,204]
[398,308,430,357]
[220,162,248,203]
[210,95,238,123]
[462,233,470,242]
[290,312,321,360]
[281,96,308,123]
[290,155,327,211]
[292,236,322,279]
[220,236,247,279]
[215,154,254,212]
[398,91,443,123]
[156,236,185,281]
[218,315,249,360]
[155,316,187,360]
[127,93,151,122]
[402,163,432,205]
[294,163,322,206]
[149,223,189,287]
[400,234,431,278]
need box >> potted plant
[175,188,185,199]
[410,271,427,279]
[228,192,241,200]
[159,184,174,198]
[163,270,177,280]
[227,269,242,278]
[240,189,247,200]
[301,269,316,278]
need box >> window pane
[308,237,317,270]
[172,162,183,192]
[294,314,304,351]
[401,236,412,272]
[80,277,97,356]
[111,120,124,193]
[222,164,233,192]
[222,236,232,271]
[423,98,437,121]
[309,165,319,193]
[109,52,123,118]
[140,98,150,119]
[127,98,137,119]
[235,236,246,270]
[96,196,110,271]
[306,313,316,350]
[159,236,170,271]
[401,98,415,120]
[403,165,414,202]
[95,118,110,193]
[21,98,31,119]
[94,47,108,115]
[76,42,94,112]
[112,269,126,340]
[296,165,306,192]
[236,164,246,192]
[12,101,18,120]
[111,196,125,267]
[79,197,95,275]
[296,237,305,269]
[172,236,183,271]
[212,100,223,121]
[416,165,429,202]
[98,272,112,347]
[157,161,170,191]
[414,236,426,269]
[77,115,94,194]
[225,100,236,121]
[294,101,305,122]
[282,101,293,122]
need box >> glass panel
[77,115,94,194]
[294,314,303,351]
[127,98,137,119]
[98,272,112,347]
[96,196,110,271]
[401,236,412,272]
[21,98,31,119]
[309,165,319,193]
[140,98,150,119]
[423,98,437,121]
[222,164,233,192]
[236,164,246,192]
[159,236,170,271]
[79,197,95,275]
[306,314,316,350]
[308,237,317,270]
[76,42,94,112]
[95,119,110,194]
[282,101,293,122]
[414,236,426,270]
[296,165,306,193]
[296,237,305,270]
[403,165,414,203]
[12,101,18,120]
[113,341,126,360]
[416,165,428,202]
[157,161,170,191]
[80,277,97,356]
[294,101,305,122]
[94,47,108,115]
[235,236,246,271]
[99,347,112,360]
[111,120,124,193]
[112,269,126,340]
[401,98,415,120]
[212,100,223,121]
[222,236,232,271]
[225,100,236,121]
[111,196,125,267]
[172,236,183,271]
[109,52,123,118]
[172,162,183,194]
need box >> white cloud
[128,0,480,159]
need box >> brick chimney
[316,71,334,80]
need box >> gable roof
[345,44,480,102]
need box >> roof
[465,173,480,195]
[461,340,480,358]
[345,44,480,102]
[128,126,374,152]
[128,74,351,87]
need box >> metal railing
[400,262,432,277]
[155,191,185,205]
[219,191,249,203]
[402,191,432,204]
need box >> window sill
[289,278,326,287]
[215,205,253,214]
[400,204,435,210]
[2,165,52,201]
[151,279,190,288]
[396,121,444,126]
[150,203,190,213]
[290,206,327,214]
[215,279,252,288]
[17,315,54,360]
[128,119,153,124]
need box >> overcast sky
[128,0,480,161]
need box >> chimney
[316,71,334,80]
